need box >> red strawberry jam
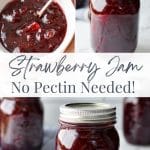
[0,0,67,52]
[56,103,120,150]
[0,97,43,150]
[123,97,150,145]
[90,0,140,52]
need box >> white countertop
[76,0,150,52]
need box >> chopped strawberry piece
[25,22,40,32]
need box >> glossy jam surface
[123,98,150,145]
[90,0,140,52]
[56,122,119,150]
[0,0,67,52]
[0,97,43,150]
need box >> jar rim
[59,103,116,124]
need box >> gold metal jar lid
[60,103,116,124]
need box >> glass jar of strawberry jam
[0,97,44,150]
[56,103,119,150]
[90,0,140,52]
[123,97,150,145]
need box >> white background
[0,53,150,97]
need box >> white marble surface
[76,0,150,52]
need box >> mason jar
[56,103,120,150]
[123,97,150,145]
[90,0,140,52]
[0,97,44,150]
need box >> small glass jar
[56,103,120,150]
[0,97,44,150]
[90,0,140,52]
[123,97,150,145]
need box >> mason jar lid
[59,103,116,124]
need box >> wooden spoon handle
[37,0,53,17]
